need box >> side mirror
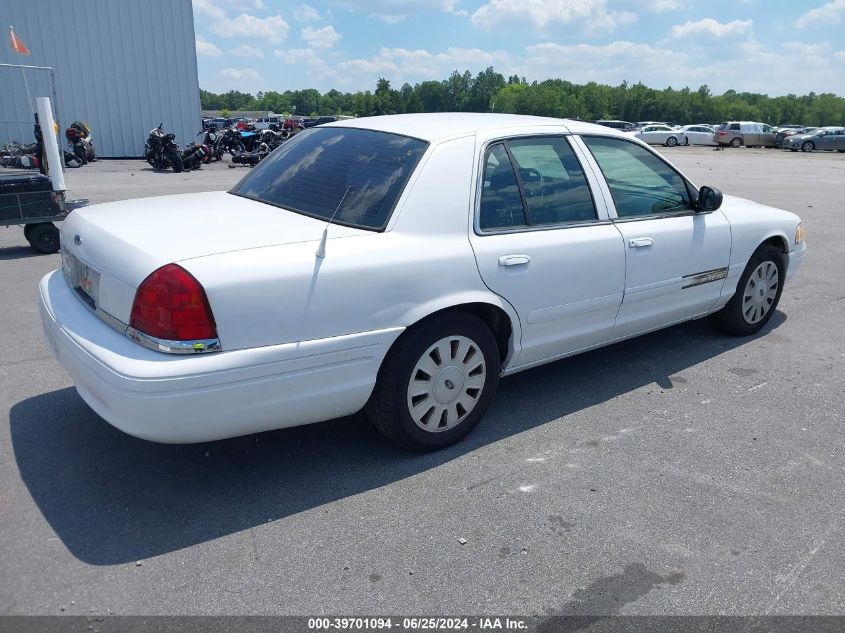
[696,185,723,213]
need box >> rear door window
[478,137,596,231]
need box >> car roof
[324,112,628,143]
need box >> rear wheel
[710,244,785,336]
[27,223,60,254]
[366,312,500,451]
[729,137,742,148]
[801,141,814,153]
[666,136,678,147]
[73,143,87,165]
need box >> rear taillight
[718,131,727,135]
[129,264,217,342]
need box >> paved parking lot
[0,147,842,616]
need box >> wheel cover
[742,260,779,324]
[406,335,486,433]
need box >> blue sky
[193,0,845,96]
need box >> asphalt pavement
[0,148,842,616]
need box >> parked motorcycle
[257,126,285,150]
[144,124,183,173]
[197,125,222,162]
[181,143,210,170]
[215,126,247,158]
[231,142,271,167]
[65,121,95,165]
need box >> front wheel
[709,245,785,336]
[801,142,814,153]
[366,312,500,451]
[666,136,678,147]
[167,146,184,173]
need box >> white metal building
[2,0,200,157]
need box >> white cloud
[370,13,409,23]
[795,0,845,27]
[525,41,688,82]
[333,46,511,87]
[195,37,223,57]
[193,0,265,17]
[648,0,684,11]
[221,67,263,82]
[669,18,753,39]
[274,48,322,63]
[295,3,321,22]
[230,44,265,58]
[211,13,290,43]
[301,25,342,49]
[193,0,226,19]
[470,0,636,34]
[333,0,469,24]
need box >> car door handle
[628,237,654,248]
[498,254,531,267]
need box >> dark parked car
[774,126,816,149]
[782,127,845,152]
[303,116,338,128]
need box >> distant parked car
[782,126,845,152]
[714,122,776,148]
[680,125,716,146]
[254,116,284,130]
[303,116,339,128]
[630,124,686,147]
[594,120,633,131]
[774,126,816,149]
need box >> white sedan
[39,114,806,450]
[680,124,717,146]
[629,124,687,147]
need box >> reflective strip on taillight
[129,264,218,344]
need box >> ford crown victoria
[39,114,806,450]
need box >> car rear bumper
[39,269,402,443]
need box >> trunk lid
[61,190,366,287]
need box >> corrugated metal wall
[2,0,200,157]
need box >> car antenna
[316,185,351,258]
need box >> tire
[837,150,845,153]
[801,142,814,153]
[709,244,785,336]
[23,223,34,241]
[230,140,246,156]
[73,143,87,165]
[366,312,501,451]
[729,137,742,148]
[167,146,184,173]
[27,223,61,254]
[666,136,678,147]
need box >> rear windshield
[230,127,428,231]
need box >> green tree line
[201,67,845,126]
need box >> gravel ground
[0,146,842,616]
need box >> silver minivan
[715,121,776,148]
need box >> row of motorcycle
[1,121,95,170]
[144,120,303,173]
